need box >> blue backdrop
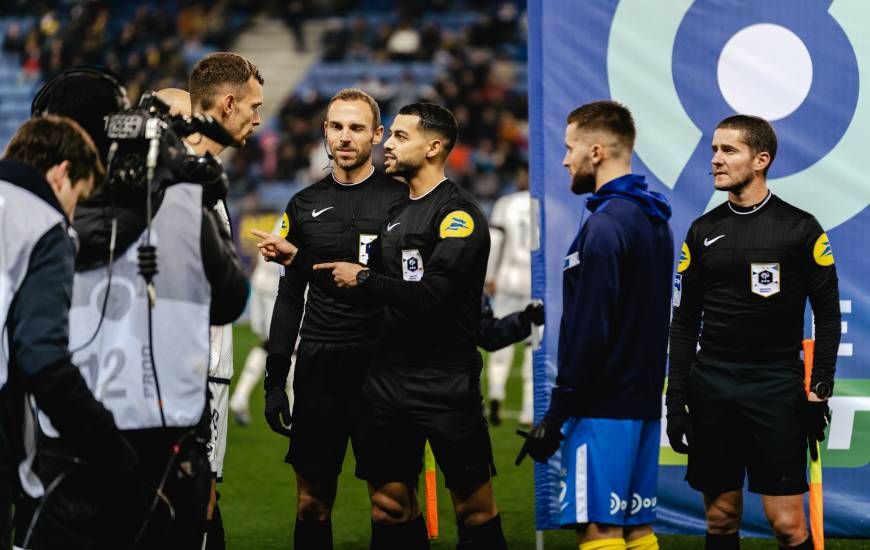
[529,0,870,537]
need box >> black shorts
[286,339,373,478]
[354,352,496,490]
[686,353,809,496]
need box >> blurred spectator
[2,23,24,56]
[386,20,420,61]
[273,0,528,201]
[5,1,252,105]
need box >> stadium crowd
[4,0,529,204]
[2,2,257,103]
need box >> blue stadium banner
[529,0,870,536]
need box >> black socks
[370,514,430,550]
[705,532,740,550]
[457,514,508,550]
[781,536,814,550]
[295,517,333,550]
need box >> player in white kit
[485,169,533,426]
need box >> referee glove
[264,387,292,437]
[515,417,564,465]
[666,406,694,454]
[803,400,831,461]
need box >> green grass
[222,325,870,549]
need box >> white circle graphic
[718,24,813,121]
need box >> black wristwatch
[356,268,371,287]
[812,381,832,399]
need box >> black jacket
[478,294,531,352]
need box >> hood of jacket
[586,173,671,223]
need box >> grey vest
[42,184,211,431]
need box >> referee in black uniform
[315,103,507,549]
[667,115,841,550]
[255,89,406,550]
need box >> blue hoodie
[547,174,674,422]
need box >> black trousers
[0,473,12,550]
[16,426,211,550]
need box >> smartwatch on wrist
[356,268,371,286]
[812,381,832,399]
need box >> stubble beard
[386,156,423,179]
[714,168,754,193]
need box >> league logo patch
[402,249,424,281]
[678,242,691,273]
[359,234,377,265]
[813,233,835,266]
[751,263,780,298]
[279,212,290,238]
[439,210,474,238]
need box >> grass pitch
[221,325,868,549]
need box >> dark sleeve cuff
[545,387,576,425]
[264,354,291,390]
[291,247,317,273]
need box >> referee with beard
[254,88,406,550]
[314,103,507,550]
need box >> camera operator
[0,116,135,550]
[18,67,249,548]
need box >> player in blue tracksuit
[517,101,673,550]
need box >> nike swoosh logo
[312,207,334,218]
[387,222,400,231]
[704,235,725,247]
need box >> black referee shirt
[668,193,841,406]
[269,169,407,349]
[362,178,490,364]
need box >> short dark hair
[716,114,778,175]
[327,88,381,128]
[566,100,636,148]
[4,115,105,185]
[190,52,264,111]
[397,102,458,156]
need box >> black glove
[519,301,545,327]
[666,406,694,454]
[803,400,831,461]
[515,417,564,465]
[264,386,292,437]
